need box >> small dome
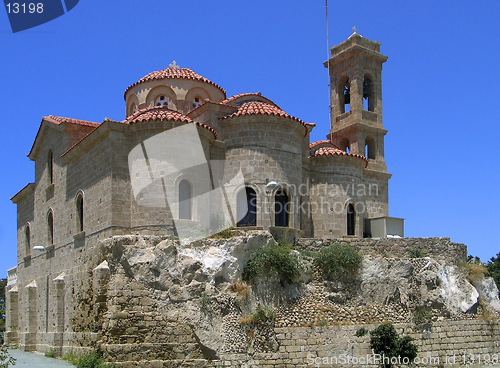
[309,140,368,166]
[125,105,193,124]
[124,67,225,100]
[124,105,217,139]
[221,100,307,126]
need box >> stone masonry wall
[212,320,500,368]
[296,237,467,267]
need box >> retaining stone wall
[296,237,467,266]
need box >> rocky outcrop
[76,232,499,365]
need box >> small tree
[370,323,418,368]
[487,252,500,292]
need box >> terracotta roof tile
[124,106,217,139]
[220,92,277,107]
[220,100,308,127]
[309,140,343,149]
[309,142,368,166]
[124,67,226,99]
[125,105,194,124]
[44,115,100,127]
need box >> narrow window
[363,77,374,111]
[342,79,351,113]
[48,211,54,245]
[274,188,290,227]
[76,194,84,232]
[48,150,53,184]
[347,204,355,236]
[340,138,350,154]
[25,224,31,255]
[179,180,192,220]
[237,187,257,227]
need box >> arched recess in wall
[47,149,54,184]
[178,179,192,220]
[25,223,31,256]
[339,76,350,113]
[339,138,350,154]
[365,136,376,159]
[363,74,374,112]
[347,203,355,236]
[237,187,257,227]
[145,85,177,110]
[47,209,54,245]
[126,94,140,117]
[185,87,210,111]
[75,191,84,233]
[274,188,290,227]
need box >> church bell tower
[326,32,389,175]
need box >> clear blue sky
[1,1,499,276]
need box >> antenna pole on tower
[326,0,332,125]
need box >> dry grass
[462,263,489,284]
[230,281,250,296]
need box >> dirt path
[7,349,75,367]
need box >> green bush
[242,244,300,284]
[62,351,79,365]
[355,327,368,337]
[0,344,16,368]
[61,350,115,368]
[314,244,362,280]
[413,306,432,327]
[369,323,418,368]
[45,348,55,358]
[409,246,427,258]
[239,304,275,325]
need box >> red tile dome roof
[309,140,368,166]
[220,100,310,127]
[124,67,226,100]
[124,106,217,139]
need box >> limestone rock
[437,266,479,314]
[471,274,500,312]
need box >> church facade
[6,33,395,350]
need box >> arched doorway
[274,188,289,227]
[237,187,257,226]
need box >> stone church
[6,33,400,351]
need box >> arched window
[178,179,192,220]
[347,204,355,236]
[48,149,53,184]
[155,95,169,107]
[363,76,374,112]
[48,211,54,245]
[130,103,137,115]
[340,138,350,154]
[274,188,290,227]
[237,187,257,227]
[76,193,84,232]
[341,78,351,113]
[365,136,376,159]
[192,97,203,110]
[25,224,30,256]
